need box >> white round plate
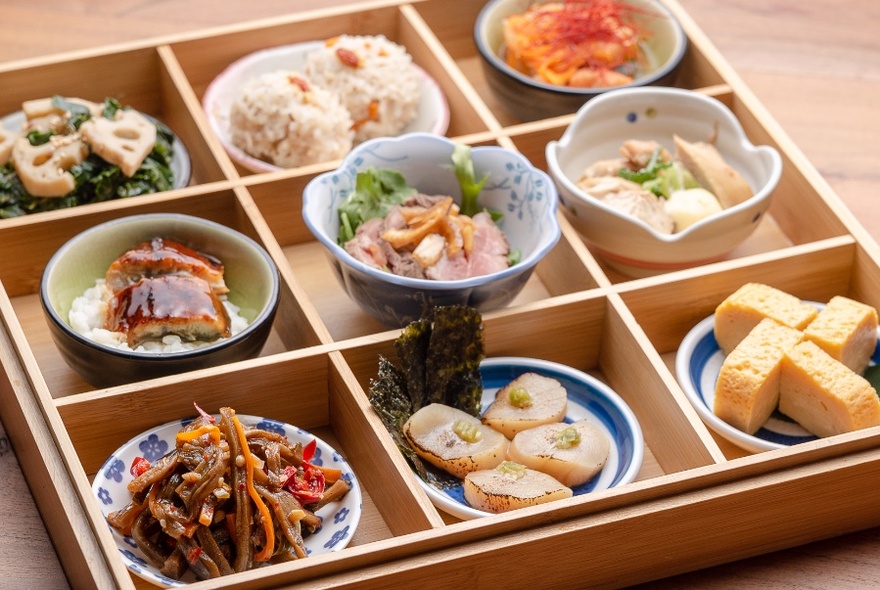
[417,357,644,520]
[202,41,451,173]
[92,414,362,587]
[1,110,191,190]
[675,307,880,453]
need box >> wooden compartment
[2,0,880,588]
[0,46,230,188]
[0,187,327,396]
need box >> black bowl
[40,213,280,388]
[474,0,688,120]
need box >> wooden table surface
[1,0,878,588]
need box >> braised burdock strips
[106,406,351,581]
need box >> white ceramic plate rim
[416,357,644,520]
[91,414,362,587]
[202,40,450,173]
[675,303,880,453]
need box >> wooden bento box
[2,0,880,588]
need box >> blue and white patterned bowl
[91,414,362,587]
[302,132,560,327]
[418,357,645,520]
[675,307,880,453]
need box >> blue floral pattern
[91,414,362,587]
[325,526,350,550]
[138,433,168,463]
[255,418,285,436]
[103,457,125,483]
[301,133,561,327]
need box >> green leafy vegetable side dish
[0,96,176,219]
[368,305,485,487]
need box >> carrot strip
[176,424,221,445]
[314,464,343,483]
[231,414,275,562]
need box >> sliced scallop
[481,372,568,438]
[463,461,572,513]
[403,403,508,479]
[507,419,610,487]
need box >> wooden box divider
[2,0,880,587]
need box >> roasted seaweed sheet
[368,305,484,486]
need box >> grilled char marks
[106,275,231,347]
[105,237,229,295]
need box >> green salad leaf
[451,143,489,217]
[337,166,416,245]
[618,145,699,198]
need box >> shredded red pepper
[185,546,202,566]
[503,0,652,86]
[193,402,215,423]
[130,456,151,478]
[302,439,317,462]
[281,439,327,504]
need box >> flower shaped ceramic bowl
[302,132,560,327]
[546,87,783,277]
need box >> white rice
[68,279,249,353]
[228,70,354,168]
[304,35,421,143]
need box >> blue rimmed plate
[418,357,645,520]
[92,414,361,587]
[675,309,880,453]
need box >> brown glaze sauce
[104,237,229,295]
[102,238,232,347]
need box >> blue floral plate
[417,357,644,520]
[92,414,361,587]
